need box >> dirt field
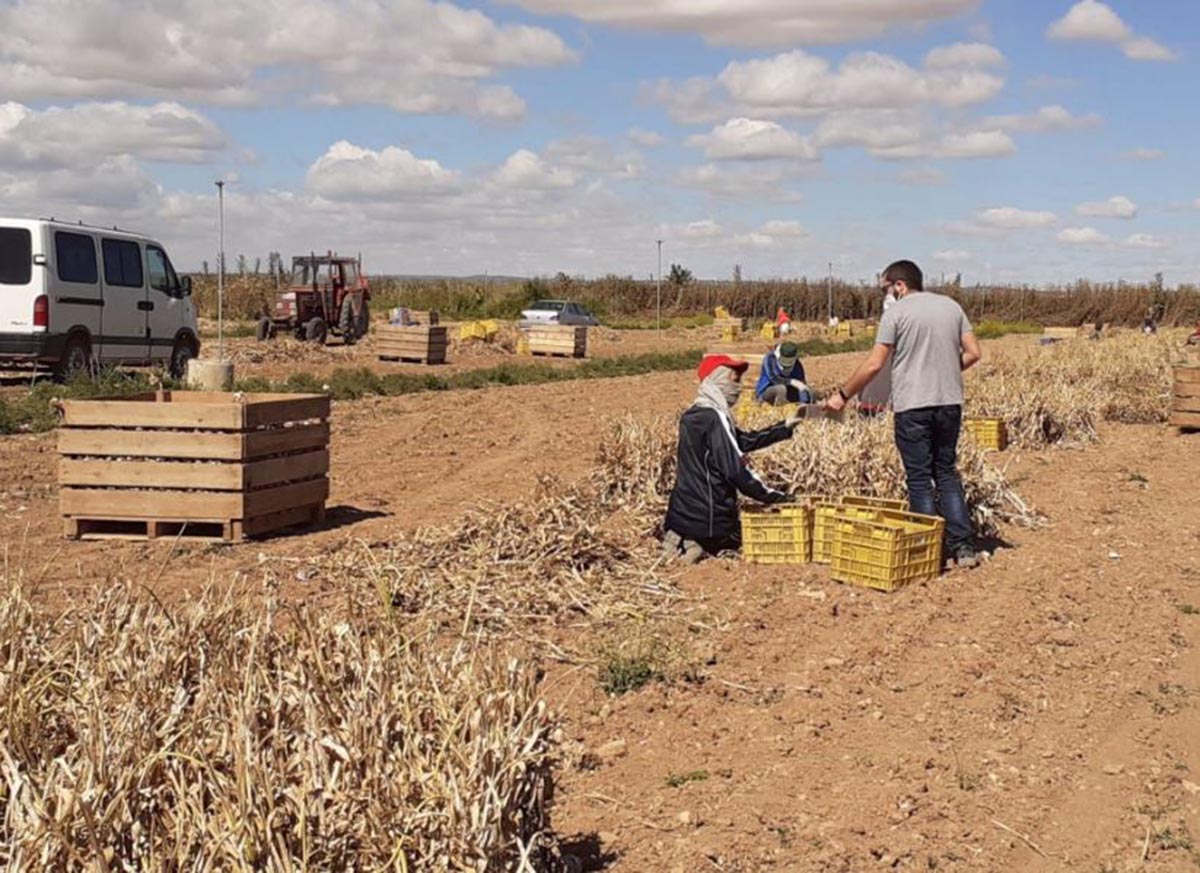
[3,335,1198,870]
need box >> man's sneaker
[953,546,980,569]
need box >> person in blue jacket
[755,341,812,405]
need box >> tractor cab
[259,252,371,345]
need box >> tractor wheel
[338,297,357,345]
[305,317,328,345]
[356,301,370,337]
[168,337,196,380]
[256,317,276,342]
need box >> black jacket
[663,406,792,541]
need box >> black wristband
[837,386,849,402]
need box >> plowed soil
[2,335,1198,871]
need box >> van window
[0,227,32,285]
[102,238,144,288]
[55,232,98,285]
[146,245,180,295]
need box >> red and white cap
[697,354,749,381]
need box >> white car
[518,299,599,328]
[0,217,199,380]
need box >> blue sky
[0,0,1196,284]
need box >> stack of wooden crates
[59,391,330,542]
[375,325,448,364]
[525,325,587,358]
[1173,365,1200,431]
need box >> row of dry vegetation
[190,272,1200,328]
[0,333,1189,868]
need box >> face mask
[721,378,742,407]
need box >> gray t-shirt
[874,292,973,413]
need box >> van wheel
[305,317,328,345]
[256,317,276,342]
[168,338,195,380]
[53,335,93,383]
[338,298,357,345]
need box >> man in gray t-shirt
[825,260,983,567]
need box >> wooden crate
[526,325,587,358]
[376,325,448,364]
[59,391,330,543]
[1172,365,1200,431]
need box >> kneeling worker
[663,355,802,563]
[755,340,812,406]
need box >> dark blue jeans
[894,405,974,553]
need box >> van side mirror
[180,275,193,296]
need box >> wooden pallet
[1173,366,1200,431]
[525,325,587,358]
[59,391,331,543]
[376,325,448,364]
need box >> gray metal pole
[216,180,225,361]
[827,261,833,323]
[656,239,663,336]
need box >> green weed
[665,770,709,788]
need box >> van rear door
[0,225,36,331]
[49,229,103,345]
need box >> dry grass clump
[0,582,556,870]
[595,412,1040,536]
[966,332,1179,446]
[321,477,682,658]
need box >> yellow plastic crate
[759,321,777,340]
[516,336,531,356]
[741,503,813,564]
[963,417,1007,451]
[721,324,738,343]
[830,510,944,592]
[459,319,500,342]
[812,495,909,564]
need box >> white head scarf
[693,366,742,416]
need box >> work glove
[789,379,809,393]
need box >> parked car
[0,217,199,380]
[518,299,599,328]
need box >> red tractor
[258,253,371,344]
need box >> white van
[0,217,200,380]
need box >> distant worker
[1090,321,1103,341]
[755,341,812,406]
[825,259,983,569]
[1187,322,1200,346]
[776,307,793,336]
[663,355,802,563]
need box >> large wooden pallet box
[526,325,587,358]
[59,391,330,542]
[376,324,448,364]
[1173,366,1200,431]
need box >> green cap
[779,341,799,359]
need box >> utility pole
[826,261,833,325]
[656,239,663,337]
[215,180,226,361]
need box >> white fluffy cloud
[932,249,972,262]
[492,149,579,189]
[758,220,808,238]
[1123,233,1164,249]
[687,118,819,161]
[674,163,805,201]
[977,207,1057,229]
[1075,195,1137,219]
[646,43,1006,125]
[1124,147,1165,161]
[0,101,229,168]
[1047,1,1177,63]
[0,0,576,120]
[1057,226,1110,245]
[306,141,460,200]
[984,104,1101,133]
[501,0,979,48]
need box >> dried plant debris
[0,583,557,871]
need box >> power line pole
[826,261,833,324]
[656,239,663,337]
[215,180,226,361]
